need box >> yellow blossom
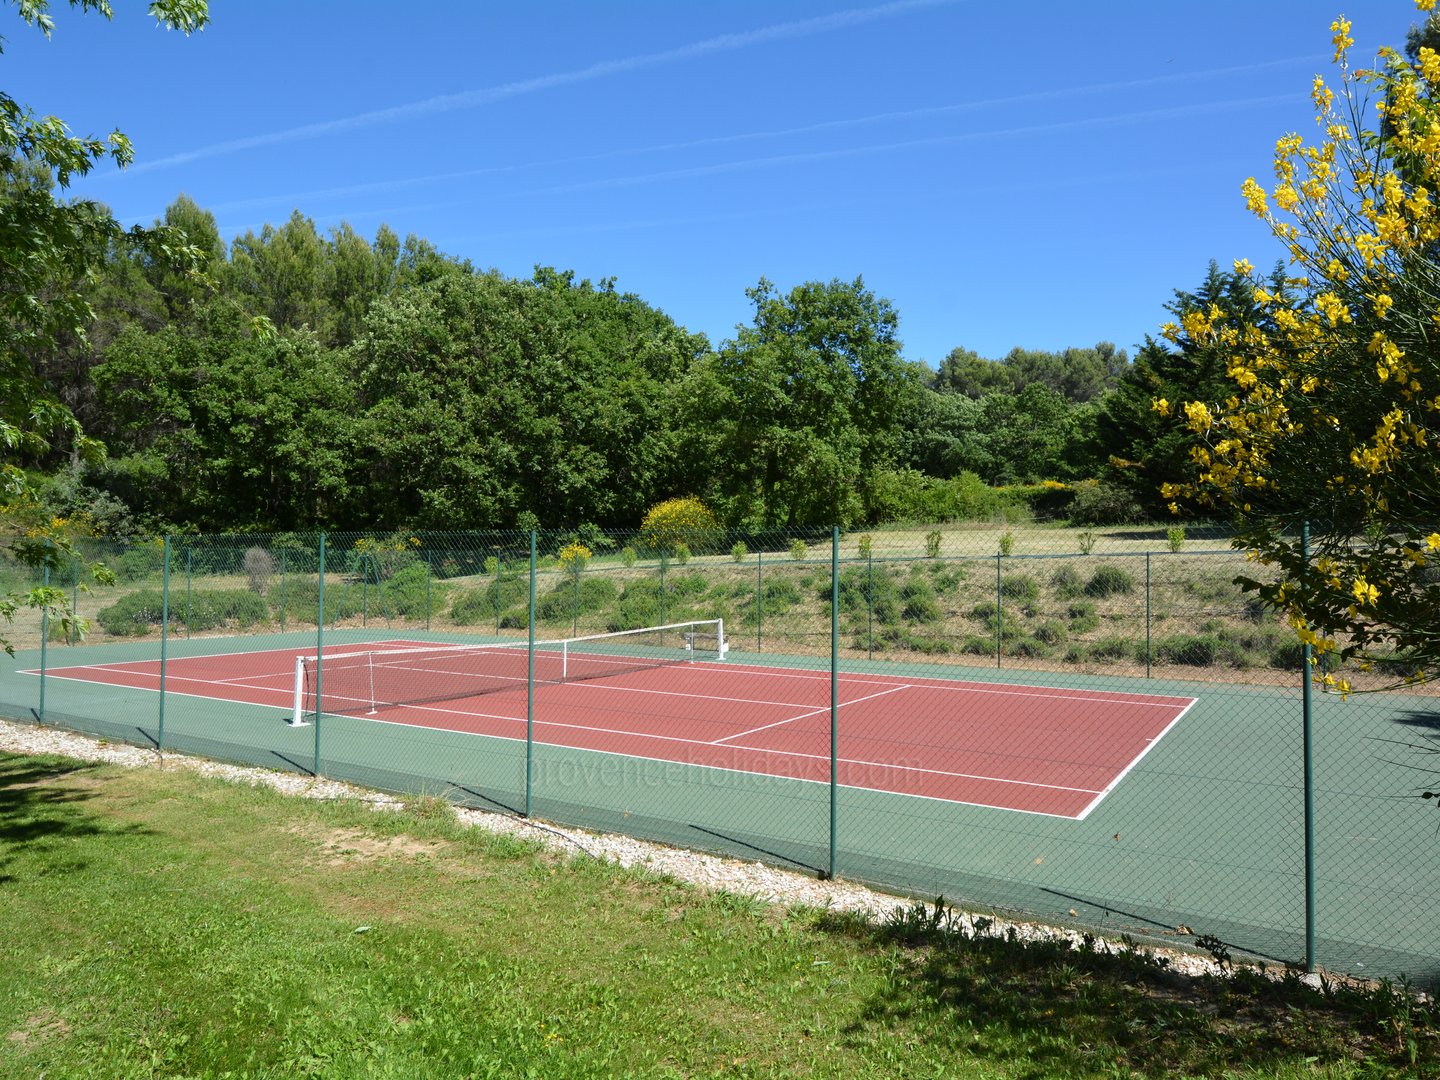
[1151,397,1171,416]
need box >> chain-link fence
[1,525,1436,988]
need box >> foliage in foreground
[1167,2,1440,689]
[1,749,1436,1078]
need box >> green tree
[1096,261,1290,516]
[0,0,209,651]
[703,277,920,526]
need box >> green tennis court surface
[3,628,1437,989]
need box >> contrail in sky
[177,53,1320,219]
[130,0,955,174]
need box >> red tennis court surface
[36,643,1195,819]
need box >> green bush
[537,576,619,621]
[1065,479,1149,526]
[1050,565,1083,598]
[98,588,270,636]
[1153,634,1220,667]
[998,574,1039,603]
[620,546,638,568]
[900,579,941,623]
[731,541,748,563]
[1270,639,1306,669]
[1032,620,1067,646]
[450,589,495,626]
[925,530,942,559]
[1087,635,1133,661]
[112,542,168,583]
[789,538,808,561]
[1084,565,1136,598]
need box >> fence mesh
[1,525,1437,987]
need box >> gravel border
[0,716,1273,983]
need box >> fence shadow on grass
[808,899,1440,1077]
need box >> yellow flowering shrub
[1167,0,1440,689]
[638,496,720,554]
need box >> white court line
[1072,696,1200,820]
[710,684,913,745]
[359,698,1105,798]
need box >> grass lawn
[1,750,1435,1078]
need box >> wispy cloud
[130,0,954,174]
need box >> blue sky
[7,0,1420,365]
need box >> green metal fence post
[38,557,49,722]
[659,552,667,628]
[70,554,79,645]
[425,556,432,632]
[1145,551,1152,678]
[755,549,763,652]
[1302,520,1316,972]
[526,530,537,818]
[829,526,839,880]
[995,553,1002,668]
[158,536,171,751]
[314,534,326,777]
[495,548,503,634]
[572,560,580,638]
[867,549,874,660]
[184,547,193,640]
[279,550,287,635]
[362,555,369,627]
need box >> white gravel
[0,716,1256,982]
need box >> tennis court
[28,627,1195,819]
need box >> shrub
[856,534,873,559]
[1087,635,1133,661]
[789,538,808,561]
[730,541,747,563]
[639,496,719,554]
[1066,479,1148,526]
[537,576,619,621]
[556,541,591,571]
[925,530,942,559]
[900,579,941,623]
[1153,634,1220,667]
[1084,565,1136,598]
[243,546,274,595]
[998,531,1014,557]
[113,541,167,583]
[673,542,691,566]
[1077,530,1096,555]
[1167,526,1186,553]
[1033,620,1067,646]
[998,574,1039,603]
[620,546,638,568]
[1050,565,1083,598]
[97,588,271,636]
[382,562,445,619]
[483,555,499,575]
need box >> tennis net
[289,618,726,724]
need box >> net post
[288,655,308,726]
